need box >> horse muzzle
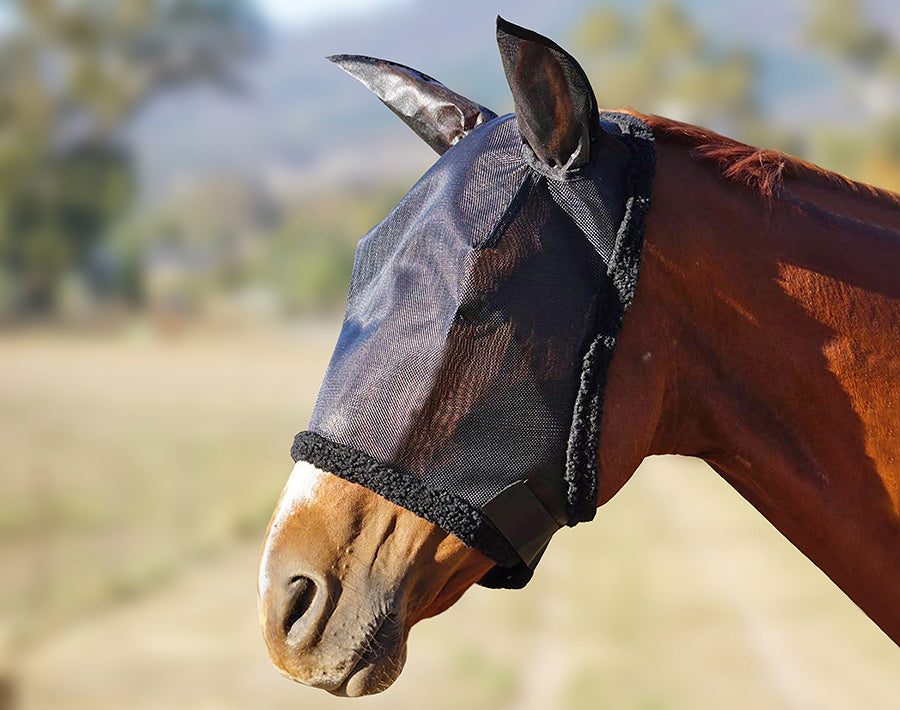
[258,550,408,696]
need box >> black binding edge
[563,111,657,524]
[291,430,537,586]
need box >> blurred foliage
[574,0,900,190]
[110,179,404,319]
[110,177,280,313]
[262,189,403,317]
[807,0,900,192]
[807,0,900,73]
[3,0,900,323]
[0,0,260,315]
[574,1,760,140]
[804,0,900,186]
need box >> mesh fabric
[291,111,655,588]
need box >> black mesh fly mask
[291,19,655,589]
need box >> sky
[258,0,412,29]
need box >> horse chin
[331,634,407,697]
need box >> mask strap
[482,480,562,568]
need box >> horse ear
[496,17,601,170]
[328,55,497,155]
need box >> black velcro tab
[482,480,562,567]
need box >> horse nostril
[283,575,319,637]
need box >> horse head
[258,17,657,696]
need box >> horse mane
[629,111,900,207]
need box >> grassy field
[0,325,337,646]
[4,326,900,709]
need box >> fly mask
[291,18,655,589]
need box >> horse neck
[611,138,900,642]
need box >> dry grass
[0,324,338,644]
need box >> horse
[258,17,900,697]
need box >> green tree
[0,0,260,314]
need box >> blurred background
[2,0,900,708]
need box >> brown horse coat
[600,112,900,643]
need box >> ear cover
[496,16,601,171]
[328,54,498,155]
